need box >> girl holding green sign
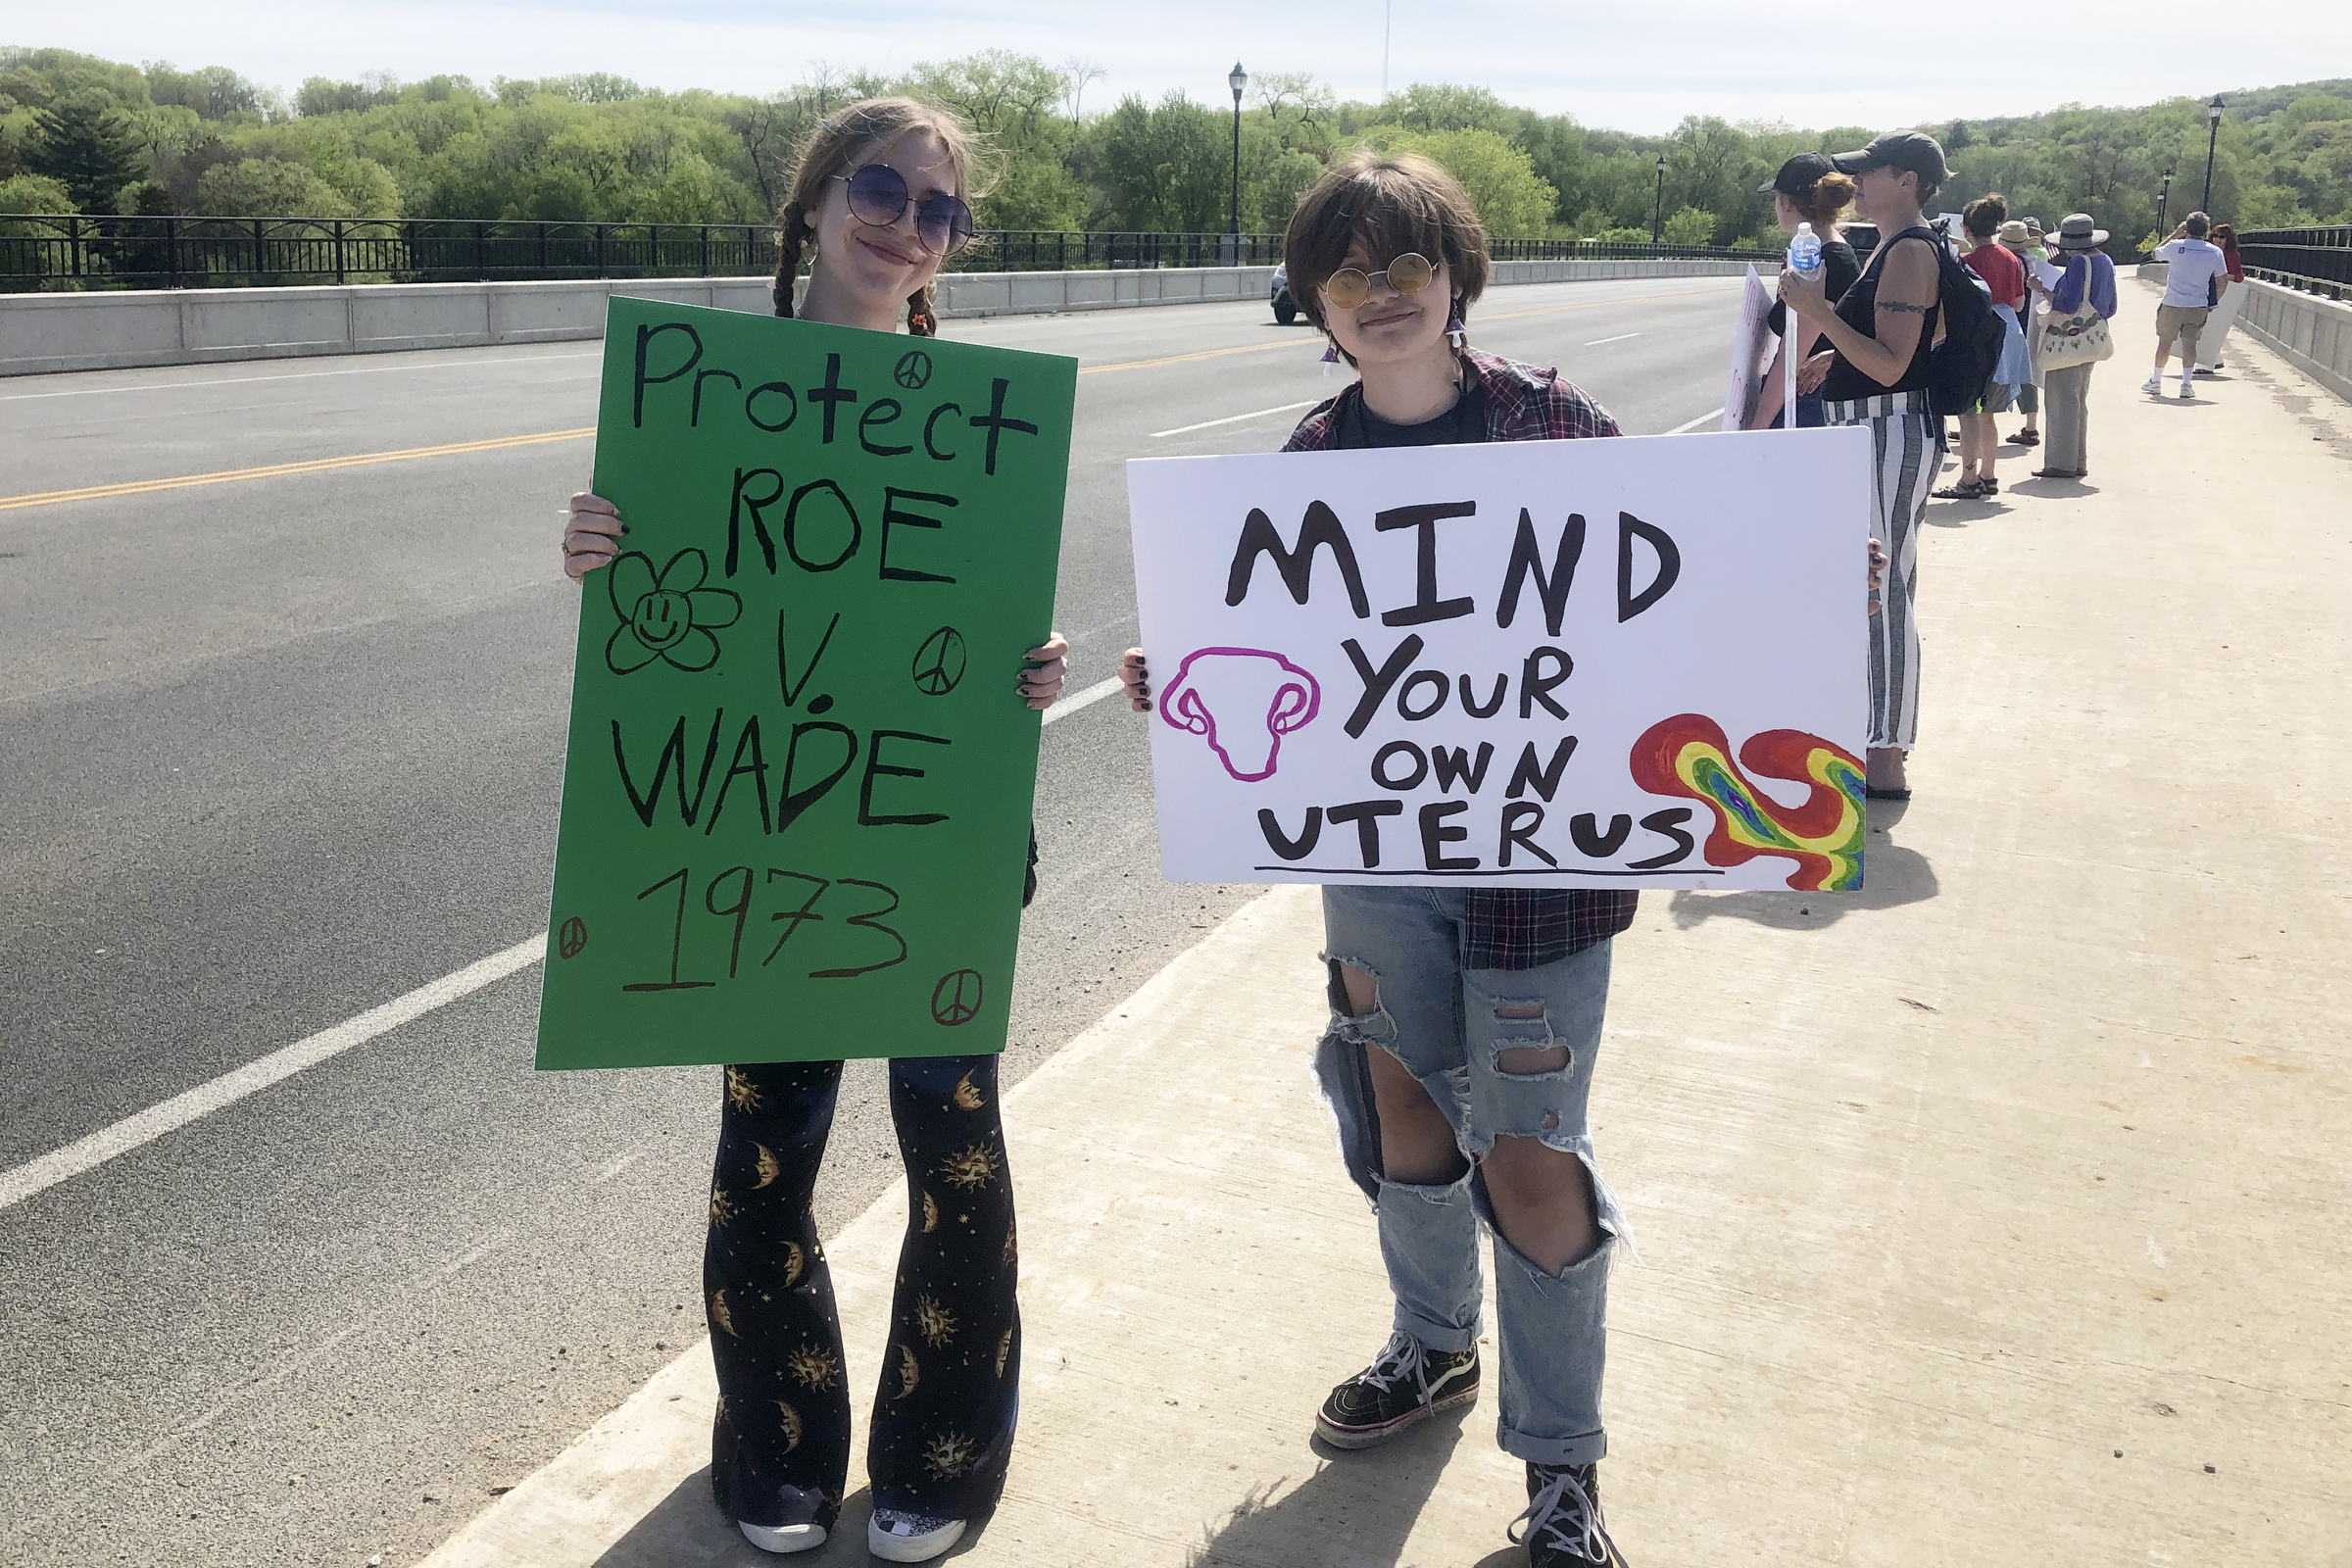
[562,98,1066,1564]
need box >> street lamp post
[1229,62,1248,264]
[2157,167,2174,237]
[1651,154,1667,251]
[2201,95,2224,213]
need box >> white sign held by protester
[1723,265,1775,431]
[1126,429,1875,893]
[2199,281,2247,370]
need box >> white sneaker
[2178,380,2195,400]
[2140,374,2164,395]
[739,1519,826,1554]
[869,1508,967,1562]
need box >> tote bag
[2038,261,2113,371]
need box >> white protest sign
[1723,265,1774,431]
[1126,428,1873,892]
[2199,280,2246,370]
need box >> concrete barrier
[2137,261,2351,404]
[0,258,1752,378]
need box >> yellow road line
[4,283,1738,510]
[0,427,596,512]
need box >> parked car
[1270,264,1298,324]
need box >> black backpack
[1883,227,2007,418]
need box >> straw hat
[1997,219,2030,245]
[2050,213,2109,251]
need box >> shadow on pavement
[589,1467,882,1566]
[1666,809,1936,930]
[2007,475,2100,498]
[1187,1419,1467,1568]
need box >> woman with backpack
[560,98,1067,1563]
[1933,193,2031,501]
[1777,130,1952,802]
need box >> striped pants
[1825,391,1935,750]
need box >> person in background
[1999,219,2043,447]
[2200,222,2247,374]
[1744,153,1860,431]
[2026,213,2119,480]
[1935,193,2029,500]
[2146,212,2230,400]
[1780,129,1948,801]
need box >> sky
[27,0,2352,134]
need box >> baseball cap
[1829,131,1948,190]
[1758,152,1836,197]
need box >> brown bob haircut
[1285,150,1491,341]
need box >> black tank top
[1818,228,1941,404]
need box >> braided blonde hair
[771,96,987,337]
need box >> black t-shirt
[1767,237,1860,340]
[1335,383,1488,448]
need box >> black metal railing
[0,213,1779,292]
[2236,225,2351,301]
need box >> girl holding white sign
[560,99,1066,1564]
[1124,150,1639,1568]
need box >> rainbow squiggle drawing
[1630,715,1866,891]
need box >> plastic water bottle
[1788,220,1823,281]
[1781,222,1823,427]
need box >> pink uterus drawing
[1159,648,1322,782]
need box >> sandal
[1980,478,1999,495]
[1932,478,1986,500]
[2014,429,2040,447]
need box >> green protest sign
[536,298,1075,1070]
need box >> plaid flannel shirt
[1283,348,1639,970]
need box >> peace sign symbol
[558,917,588,959]
[894,350,933,390]
[910,626,966,696]
[931,969,984,1026]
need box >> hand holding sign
[1126,429,1875,892]
[538,299,1077,1071]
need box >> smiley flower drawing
[606,548,741,674]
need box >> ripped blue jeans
[1316,885,1624,1467]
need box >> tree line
[3,44,2347,259]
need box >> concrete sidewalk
[422,281,2352,1568]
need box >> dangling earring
[1445,297,1467,351]
[1321,337,1342,377]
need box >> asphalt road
[0,275,1741,1568]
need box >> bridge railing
[0,213,1779,292]
[2237,226,2352,301]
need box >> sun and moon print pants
[704,1054,1019,1531]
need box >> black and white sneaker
[1511,1461,1626,1567]
[1314,1330,1480,1448]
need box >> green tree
[145,62,262,119]
[24,95,148,212]
[1661,205,1715,247]
[1382,82,1513,136]
[1412,127,1557,237]
[195,156,354,217]
[1080,93,1229,230]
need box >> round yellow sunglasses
[1320,251,1436,310]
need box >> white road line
[1583,333,1642,346]
[0,934,546,1213]
[0,678,1127,1213]
[0,351,601,403]
[1664,408,1728,435]
[1042,675,1125,724]
[1151,400,1320,439]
